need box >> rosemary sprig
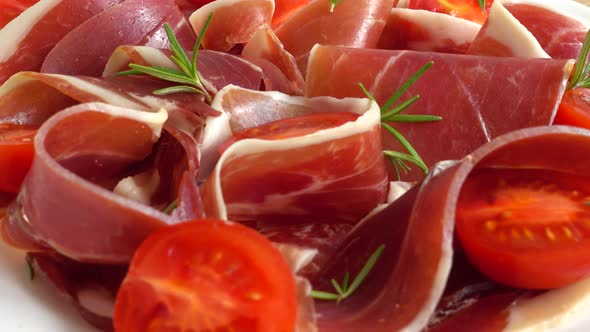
[25,256,35,281]
[477,0,486,12]
[359,61,442,180]
[117,12,215,102]
[311,244,385,302]
[163,199,178,214]
[567,29,590,90]
[329,0,344,12]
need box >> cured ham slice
[275,0,393,72]
[504,1,588,59]
[3,102,172,263]
[199,85,389,225]
[189,0,274,52]
[378,8,481,54]
[467,1,549,58]
[40,0,195,77]
[242,25,305,95]
[407,0,492,24]
[272,0,312,28]
[313,125,590,332]
[0,0,123,84]
[0,72,218,128]
[0,0,39,29]
[103,46,264,94]
[306,45,572,180]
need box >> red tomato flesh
[554,88,590,129]
[0,125,36,193]
[409,0,492,24]
[219,111,360,154]
[114,219,298,332]
[456,168,590,289]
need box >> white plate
[1,0,590,331]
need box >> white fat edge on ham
[113,169,161,205]
[274,243,318,332]
[503,0,590,28]
[202,85,380,219]
[390,8,481,50]
[102,46,175,77]
[504,276,590,332]
[0,0,61,62]
[34,102,172,239]
[189,0,276,34]
[0,71,37,98]
[474,0,549,58]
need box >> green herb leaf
[478,0,486,12]
[116,13,215,103]
[163,199,178,214]
[25,256,35,281]
[379,61,433,114]
[383,114,443,123]
[568,29,590,90]
[329,0,344,12]
[311,244,385,302]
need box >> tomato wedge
[409,0,492,24]
[219,111,360,154]
[554,88,590,129]
[456,168,590,289]
[114,219,297,332]
[0,125,36,193]
[0,0,39,29]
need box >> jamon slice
[3,103,172,263]
[467,1,549,58]
[313,125,590,331]
[103,46,264,94]
[275,0,393,72]
[378,8,481,54]
[0,72,218,128]
[306,45,572,180]
[0,0,123,84]
[199,85,389,226]
[189,0,274,52]
[504,1,589,59]
[40,0,195,77]
[242,25,305,95]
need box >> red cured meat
[199,86,389,226]
[275,0,393,73]
[272,0,312,28]
[306,45,571,180]
[3,103,172,263]
[0,0,39,29]
[0,0,123,84]
[312,125,590,331]
[378,8,480,54]
[242,25,305,95]
[505,3,588,59]
[189,0,274,52]
[41,0,195,77]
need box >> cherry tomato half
[456,168,590,289]
[0,125,36,193]
[409,0,493,24]
[0,0,39,29]
[219,111,360,154]
[114,219,298,332]
[554,88,590,129]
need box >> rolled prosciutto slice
[0,72,217,128]
[40,0,195,77]
[306,45,572,180]
[3,102,173,263]
[467,1,549,58]
[313,125,590,331]
[378,8,481,54]
[275,0,393,72]
[199,85,389,225]
[0,0,123,84]
[504,1,589,59]
[189,0,275,52]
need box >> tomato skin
[456,168,590,289]
[114,219,297,332]
[554,88,590,129]
[219,111,360,154]
[0,127,36,193]
[409,0,492,24]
